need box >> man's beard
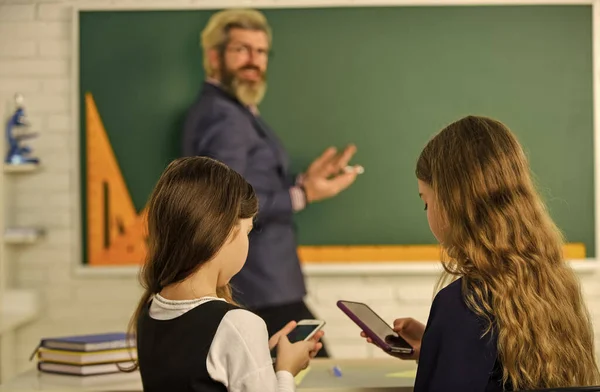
[220,64,267,107]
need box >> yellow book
[38,348,136,366]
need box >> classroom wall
[2,0,600,377]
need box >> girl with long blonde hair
[363,115,599,391]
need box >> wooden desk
[0,358,416,392]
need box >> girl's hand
[269,321,297,351]
[359,317,425,360]
[275,335,317,376]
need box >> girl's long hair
[416,115,599,390]
[123,156,258,372]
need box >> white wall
[2,0,600,379]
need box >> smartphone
[270,319,325,361]
[286,319,326,343]
[337,300,413,355]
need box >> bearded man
[182,9,362,357]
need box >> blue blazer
[181,82,306,309]
[415,278,505,392]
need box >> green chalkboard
[79,5,595,263]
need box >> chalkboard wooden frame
[70,0,600,275]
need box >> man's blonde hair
[201,9,272,77]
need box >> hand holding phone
[272,320,325,375]
[362,317,424,360]
[275,335,316,376]
[268,321,296,351]
[337,300,415,357]
[270,320,325,359]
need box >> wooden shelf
[3,163,40,173]
[4,227,44,245]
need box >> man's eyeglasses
[225,43,272,59]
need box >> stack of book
[34,332,137,376]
